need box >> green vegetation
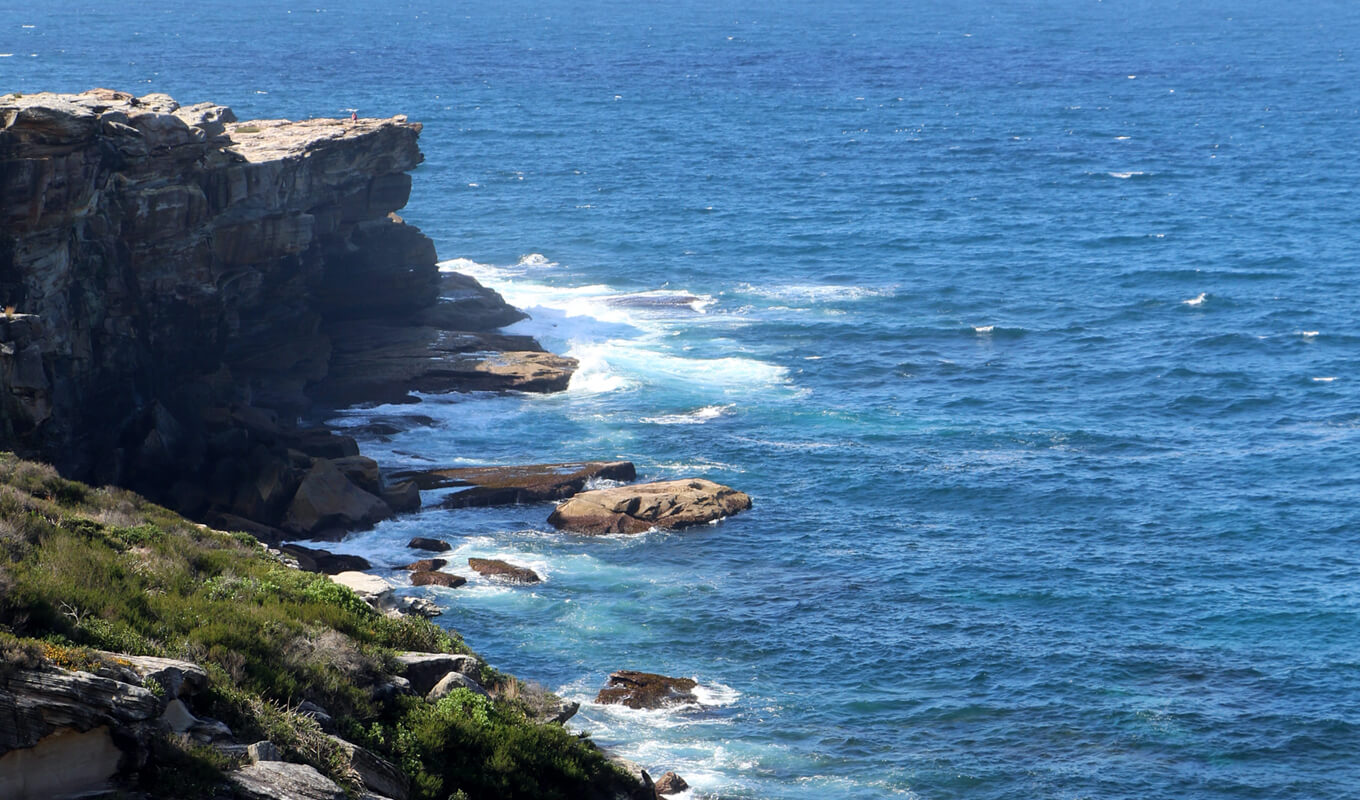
[0,454,629,800]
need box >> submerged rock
[654,771,690,795]
[548,478,752,534]
[595,670,699,710]
[467,558,541,584]
[410,571,466,589]
[406,537,450,552]
[389,460,636,508]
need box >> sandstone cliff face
[0,89,564,533]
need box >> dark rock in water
[595,670,698,710]
[407,536,450,552]
[280,543,372,574]
[549,478,751,535]
[468,558,541,584]
[382,479,422,512]
[411,570,466,588]
[418,271,529,331]
[401,558,446,572]
[654,771,690,795]
[329,454,382,496]
[387,460,635,507]
[312,323,577,405]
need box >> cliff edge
[0,89,570,536]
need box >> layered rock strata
[0,89,571,538]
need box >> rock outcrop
[390,460,637,508]
[595,671,699,710]
[0,89,570,538]
[548,478,752,534]
[468,558,542,585]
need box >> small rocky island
[0,90,749,800]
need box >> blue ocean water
[7,1,1360,797]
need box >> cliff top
[0,87,420,163]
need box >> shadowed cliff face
[0,89,556,533]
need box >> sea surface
[7,1,1360,797]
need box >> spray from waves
[730,282,895,303]
[437,257,791,401]
[640,405,734,425]
[1183,292,1207,306]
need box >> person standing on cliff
[350,110,357,122]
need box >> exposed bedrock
[0,89,567,538]
[548,478,752,534]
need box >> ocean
[6,0,1360,797]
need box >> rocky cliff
[0,89,572,536]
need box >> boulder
[397,597,444,618]
[381,480,421,513]
[406,537,450,552]
[395,652,482,696]
[247,741,282,763]
[329,735,410,800]
[229,761,347,800]
[387,461,636,508]
[284,459,392,535]
[654,771,690,795]
[426,671,489,702]
[548,479,751,534]
[329,571,394,610]
[467,558,540,584]
[329,455,382,495]
[92,652,207,700]
[410,571,466,588]
[281,543,372,574]
[399,558,446,571]
[595,671,699,710]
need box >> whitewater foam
[1183,292,1207,306]
[640,405,734,425]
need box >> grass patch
[0,453,626,799]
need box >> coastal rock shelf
[389,460,637,508]
[548,478,752,534]
[0,89,572,539]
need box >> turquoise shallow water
[8,1,1360,797]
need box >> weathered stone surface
[381,480,421,513]
[395,653,481,696]
[330,455,382,495]
[329,735,410,800]
[467,558,541,585]
[397,597,444,618]
[389,461,636,507]
[314,324,576,405]
[284,459,392,535]
[410,571,467,589]
[329,571,394,610]
[0,666,159,752]
[0,90,573,541]
[426,671,489,702]
[92,652,207,700]
[248,740,283,763]
[281,543,373,574]
[654,771,689,795]
[595,671,699,710]
[229,760,347,800]
[407,537,450,552]
[548,479,752,534]
[400,558,446,571]
[0,725,122,800]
